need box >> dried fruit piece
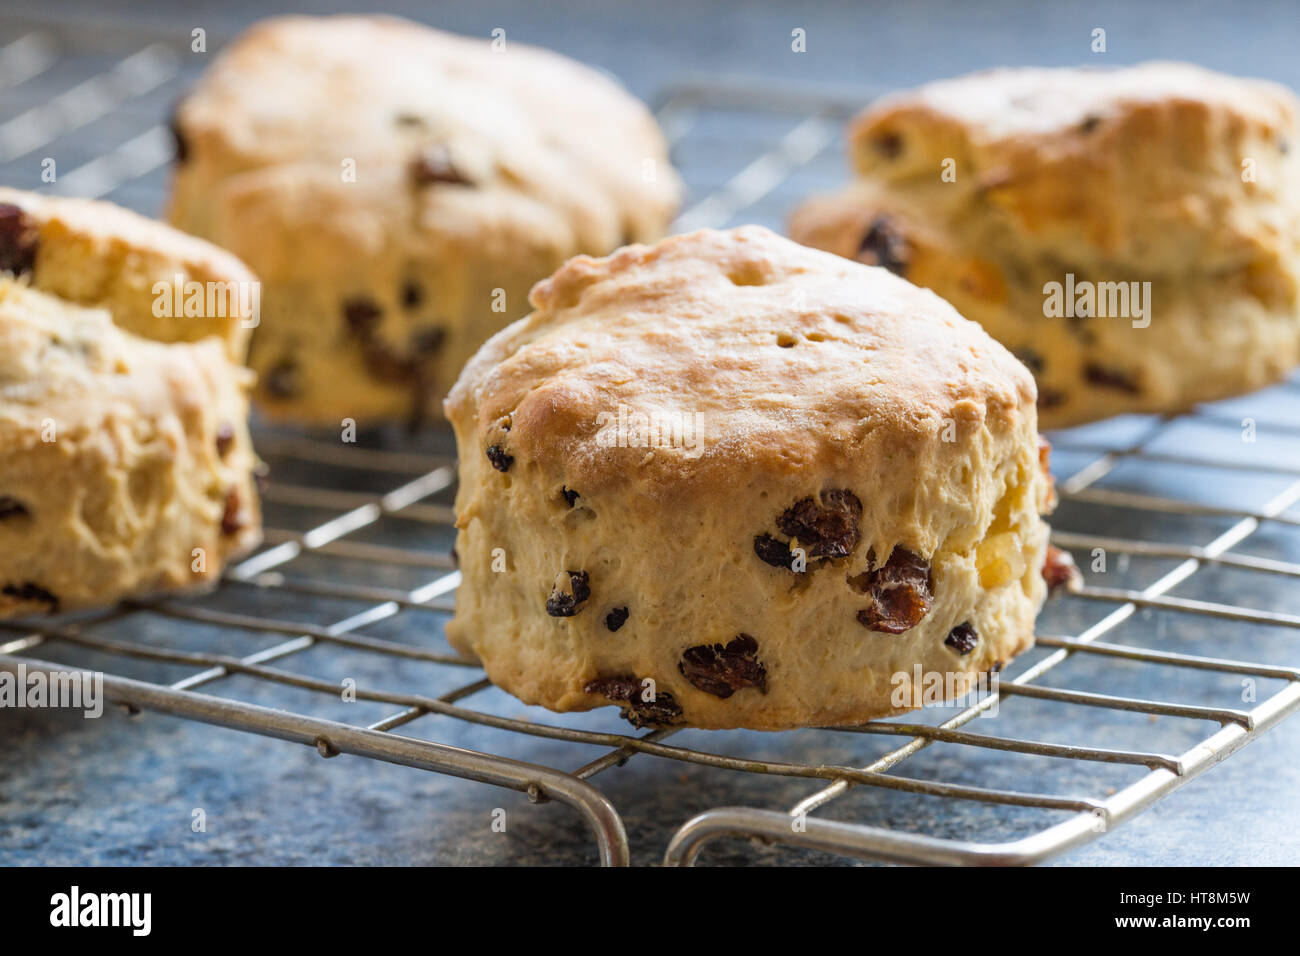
[1084,362,1141,394]
[1013,347,1045,376]
[168,107,189,163]
[584,675,682,727]
[753,533,795,569]
[1037,388,1067,410]
[872,132,903,159]
[605,606,629,632]
[0,203,38,276]
[221,488,244,536]
[857,216,909,277]
[944,621,978,655]
[850,546,934,633]
[2,582,59,612]
[545,570,590,617]
[215,423,235,458]
[402,281,424,309]
[264,357,301,399]
[485,444,513,472]
[411,326,446,355]
[775,489,862,560]
[1042,545,1081,593]
[561,486,579,507]
[0,496,29,520]
[678,633,768,699]
[342,297,383,336]
[410,145,471,186]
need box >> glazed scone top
[0,187,255,360]
[849,62,1300,271]
[447,227,1037,498]
[172,15,680,250]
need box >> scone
[167,14,681,426]
[0,187,254,361]
[445,227,1053,731]
[0,278,260,618]
[790,63,1300,428]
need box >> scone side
[0,282,261,618]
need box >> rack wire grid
[2,18,1300,868]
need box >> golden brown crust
[849,62,1300,273]
[445,228,1050,730]
[793,62,1300,427]
[167,14,680,424]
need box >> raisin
[1078,113,1102,134]
[1084,362,1141,394]
[410,145,471,186]
[753,533,795,569]
[0,203,38,277]
[1042,545,1081,593]
[342,297,383,336]
[485,444,513,472]
[0,496,29,520]
[584,675,682,727]
[221,488,244,536]
[857,216,909,277]
[872,132,903,159]
[2,582,59,612]
[168,107,189,163]
[678,633,768,699]
[1037,388,1067,410]
[402,281,424,309]
[605,606,629,632]
[545,570,590,617]
[1013,347,1045,376]
[411,326,446,355]
[215,422,235,458]
[561,486,579,507]
[944,621,978,655]
[775,489,862,560]
[850,546,934,633]
[263,358,301,399]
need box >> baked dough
[791,63,1300,427]
[167,14,680,425]
[445,227,1053,730]
[0,186,254,361]
[0,278,260,617]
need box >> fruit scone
[0,192,260,618]
[445,227,1057,731]
[790,62,1300,428]
[167,14,681,426]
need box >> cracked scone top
[0,187,255,361]
[445,227,1053,731]
[792,62,1300,428]
[167,14,680,425]
[0,278,261,617]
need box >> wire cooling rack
[2,18,1300,867]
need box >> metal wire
[1,21,1298,867]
